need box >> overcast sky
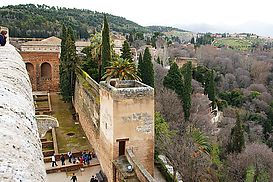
[5,0,273,36]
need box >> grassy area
[36,100,49,108]
[213,38,252,51]
[44,131,53,141]
[50,93,92,153]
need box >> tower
[99,80,154,181]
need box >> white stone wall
[0,44,47,182]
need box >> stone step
[40,138,47,142]
[42,141,53,149]
[43,149,54,157]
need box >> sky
[5,0,273,36]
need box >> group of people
[51,151,96,167]
[0,30,7,46]
[76,151,96,165]
[70,174,99,182]
[90,175,99,182]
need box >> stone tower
[99,80,154,181]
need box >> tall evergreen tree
[190,37,195,44]
[139,47,154,87]
[101,15,111,79]
[181,61,192,121]
[120,40,133,62]
[60,25,67,100]
[137,53,143,77]
[128,33,134,43]
[228,112,245,153]
[59,26,78,102]
[163,62,183,97]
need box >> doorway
[118,141,126,156]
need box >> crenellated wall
[0,44,47,181]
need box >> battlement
[100,80,154,99]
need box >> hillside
[0,4,188,39]
[147,25,187,33]
[0,4,147,38]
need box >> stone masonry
[73,70,154,182]
[0,44,47,181]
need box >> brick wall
[20,52,60,91]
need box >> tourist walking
[90,175,95,182]
[71,173,77,182]
[51,154,58,167]
[60,154,65,166]
[0,30,7,46]
[68,151,73,163]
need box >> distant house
[75,41,90,55]
[112,34,137,61]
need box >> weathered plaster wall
[74,72,155,182]
[0,44,47,181]
[100,81,155,180]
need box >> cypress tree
[121,40,133,62]
[101,15,111,78]
[59,26,78,102]
[228,112,245,153]
[181,61,192,121]
[60,25,69,100]
[163,62,183,97]
[137,53,143,77]
[128,33,134,43]
[139,47,154,87]
[190,37,195,44]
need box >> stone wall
[73,68,115,180]
[20,52,60,91]
[0,44,47,181]
[126,149,156,182]
[73,72,155,182]
[100,80,154,181]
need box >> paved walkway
[47,165,101,182]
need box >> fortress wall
[0,44,46,181]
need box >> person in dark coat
[0,30,7,46]
[90,175,95,182]
[60,154,65,166]
[71,173,77,182]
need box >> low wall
[0,44,46,181]
[126,149,156,182]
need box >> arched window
[41,62,52,79]
[26,63,34,79]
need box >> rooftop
[22,36,61,46]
